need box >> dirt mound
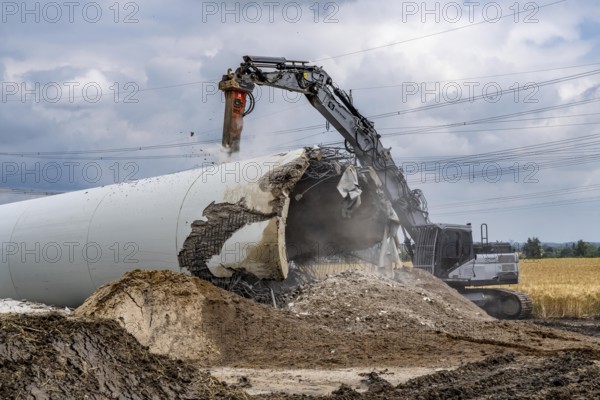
[76,269,353,367]
[74,269,600,371]
[75,269,226,363]
[393,351,600,400]
[333,351,600,399]
[74,269,489,368]
[0,313,246,400]
[287,268,491,333]
[261,351,600,399]
[76,269,414,368]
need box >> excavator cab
[411,223,474,277]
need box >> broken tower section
[0,147,390,307]
[179,147,392,285]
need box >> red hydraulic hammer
[218,70,255,153]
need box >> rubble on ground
[1,266,599,398]
[286,268,491,333]
[262,351,600,399]
[0,299,71,315]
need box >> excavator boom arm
[224,55,430,229]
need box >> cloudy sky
[1,0,599,243]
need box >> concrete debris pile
[287,268,491,333]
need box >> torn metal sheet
[336,165,362,218]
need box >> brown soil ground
[2,268,600,398]
[0,313,247,399]
[530,317,600,338]
[261,351,600,399]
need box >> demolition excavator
[217,55,531,319]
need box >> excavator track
[460,288,533,320]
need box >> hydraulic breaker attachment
[219,69,255,153]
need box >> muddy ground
[0,313,248,399]
[1,268,600,399]
[531,317,600,338]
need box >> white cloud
[0,0,599,241]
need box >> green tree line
[521,237,600,258]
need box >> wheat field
[505,258,600,318]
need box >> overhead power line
[351,62,600,91]
[313,0,566,62]
[368,69,600,120]
[435,196,600,217]
[433,184,600,210]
